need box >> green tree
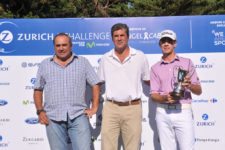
[0,0,225,18]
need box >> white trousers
[155,107,195,150]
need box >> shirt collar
[50,53,78,62]
[109,47,137,58]
[160,55,180,64]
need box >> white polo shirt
[97,47,150,102]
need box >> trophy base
[170,92,184,101]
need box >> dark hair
[111,23,129,37]
[53,32,72,46]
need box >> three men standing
[34,25,201,150]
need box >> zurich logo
[0,47,16,54]
[0,99,8,106]
[0,21,18,27]
[200,56,207,63]
[0,135,2,141]
[30,78,36,85]
[202,114,209,120]
[0,30,13,44]
[25,118,39,124]
[0,59,3,65]
[0,21,18,54]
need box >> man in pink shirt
[150,29,202,150]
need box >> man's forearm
[151,93,167,103]
[91,84,100,110]
[33,89,44,110]
[189,84,202,95]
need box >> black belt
[107,99,141,106]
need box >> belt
[157,103,191,110]
[107,99,141,106]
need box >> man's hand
[84,107,98,118]
[182,76,191,89]
[165,93,176,104]
[38,111,49,125]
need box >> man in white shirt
[98,23,150,150]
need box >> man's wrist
[36,109,45,115]
[161,95,167,102]
[188,84,193,91]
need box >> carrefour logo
[192,98,218,103]
[210,98,218,103]
[0,99,8,106]
[25,118,39,125]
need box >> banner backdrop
[0,15,225,150]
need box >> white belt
[157,103,192,110]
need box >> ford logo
[0,100,8,106]
[25,118,39,124]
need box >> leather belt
[157,103,191,110]
[107,99,141,106]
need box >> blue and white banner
[1,15,225,56]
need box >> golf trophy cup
[171,68,188,101]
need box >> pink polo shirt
[150,55,201,104]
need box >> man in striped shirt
[33,33,100,150]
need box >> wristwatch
[36,109,45,115]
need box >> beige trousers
[101,101,142,150]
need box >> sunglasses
[159,37,175,45]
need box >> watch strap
[36,109,45,115]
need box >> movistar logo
[86,41,95,48]
[22,100,29,105]
[22,100,34,105]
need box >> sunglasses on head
[159,37,175,45]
